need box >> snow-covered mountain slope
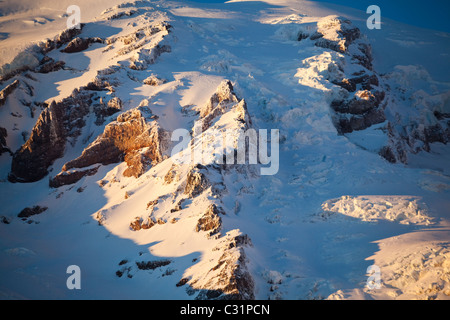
[0,0,449,300]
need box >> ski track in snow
[0,0,449,300]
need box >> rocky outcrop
[109,22,171,47]
[107,21,172,70]
[105,9,137,21]
[0,80,20,106]
[314,16,372,70]
[195,204,225,238]
[9,89,93,182]
[35,57,66,74]
[9,71,123,182]
[0,27,84,83]
[332,73,379,93]
[184,164,211,197]
[49,166,100,188]
[92,96,123,125]
[173,82,255,299]
[0,127,10,156]
[39,25,85,54]
[314,16,361,53]
[130,216,157,231]
[129,44,171,70]
[334,89,384,115]
[50,108,169,187]
[200,80,239,118]
[18,205,48,218]
[309,17,449,164]
[331,89,386,134]
[84,70,120,93]
[62,109,166,170]
[300,16,386,135]
[381,115,450,164]
[191,233,254,300]
[164,164,180,184]
[194,80,253,166]
[136,260,171,270]
[123,148,154,178]
[184,163,227,196]
[143,75,166,86]
[9,65,127,184]
[198,80,253,132]
[61,37,104,53]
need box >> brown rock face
[197,80,252,145]
[164,164,179,184]
[50,108,169,187]
[0,26,85,82]
[64,109,166,170]
[9,89,93,182]
[123,148,153,178]
[0,127,10,155]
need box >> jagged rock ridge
[51,107,170,187]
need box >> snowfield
[0,0,449,300]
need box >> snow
[321,195,433,225]
[0,0,449,300]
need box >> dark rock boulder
[49,166,100,188]
[135,260,171,270]
[36,57,65,74]
[18,205,48,218]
